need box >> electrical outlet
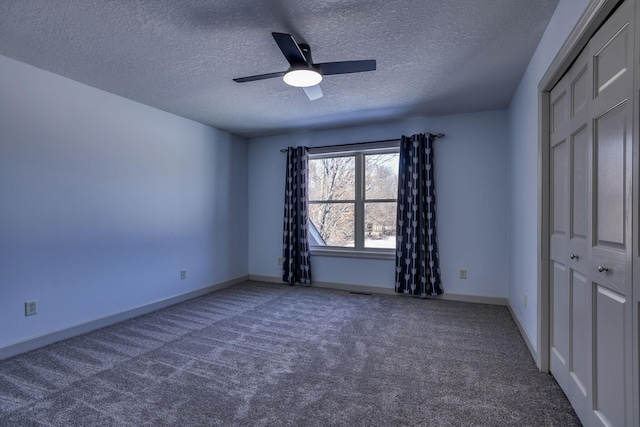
[524,294,528,308]
[277,257,284,265]
[180,269,187,280]
[25,300,37,316]
[459,269,467,279]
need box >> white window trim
[308,141,399,259]
[308,140,400,155]
[311,247,395,260]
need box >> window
[308,145,399,257]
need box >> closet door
[549,47,592,425]
[548,1,635,425]
[549,69,569,392]
[567,47,592,423]
[588,1,634,425]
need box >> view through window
[308,148,399,251]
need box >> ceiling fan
[233,32,376,101]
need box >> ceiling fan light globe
[283,69,322,87]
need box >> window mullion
[354,152,364,250]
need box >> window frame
[307,141,399,260]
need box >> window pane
[364,202,397,248]
[309,203,354,247]
[365,153,399,200]
[309,157,355,201]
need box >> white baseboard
[0,275,248,361]
[249,275,507,305]
[430,292,507,306]
[506,299,538,364]
[3,274,521,362]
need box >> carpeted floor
[0,281,580,426]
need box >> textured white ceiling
[0,0,559,137]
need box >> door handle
[570,254,579,260]
[597,265,609,273]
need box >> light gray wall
[507,0,590,348]
[0,0,593,354]
[248,111,510,298]
[0,55,249,348]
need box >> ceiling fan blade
[302,84,323,101]
[233,71,286,83]
[315,60,376,75]
[272,32,308,67]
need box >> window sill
[310,247,395,260]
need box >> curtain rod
[279,133,445,153]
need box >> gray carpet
[0,281,579,426]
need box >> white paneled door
[550,45,592,425]
[589,3,634,424]
[549,1,634,426]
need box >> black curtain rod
[279,133,445,153]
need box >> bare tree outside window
[308,156,355,246]
[308,150,398,250]
[364,153,398,248]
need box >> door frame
[538,0,621,373]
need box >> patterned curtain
[283,147,312,285]
[395,134,443,296]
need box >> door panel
[593,23,630,101]
[593,103,627,251]
[570,271,589,392]
[571,127,589,242]
[551,261,569,389]
[593,285,627,427]
[572,65,589,117]
[552,90,568,133]
[552,141,568,237]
